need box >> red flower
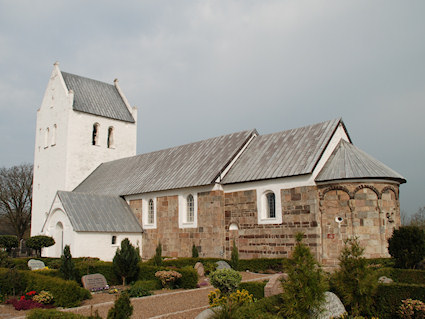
[20,296,25,300]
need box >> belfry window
[187,195,194,223]
[111,235,117,245]
[107,126,114,148]
[92,123,99,145]
[266,192,276,218]
[148,199,155,224]
[44,127,49,148]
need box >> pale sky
[0,1,424,217]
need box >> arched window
[51,124,57,146]
[107,126,114,148]
[148,199,155,224]
[266,192,276,218]
[45,127,50,148]
[187,195,194,223]
[92,123,99,145]
[111,235,117,245]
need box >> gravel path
[1,273,273,319]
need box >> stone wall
[318,182,400,266]
[130,190,225,259]
[224,186,320,260]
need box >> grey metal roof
[315,139,406,183]
[57,191,142,233]
[74,130,257,196]
[221,119,343,184]
[61,71,135,123]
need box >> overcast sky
[0,1,423,218]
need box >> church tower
[31,62,137,236]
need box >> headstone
[264,273,287,297]
[195,307,221,319]
[28,259,45,270]
[194,262,205,277]
[215,260,231,270]
[81,273,109,292]
[316,292,346,319]
[378,276,394,284]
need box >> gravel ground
[1,272,273,319]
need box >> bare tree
[410,206,425,230]
[0,164,33,241]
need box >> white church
[31,63,405,265]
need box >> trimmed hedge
[130,279,161,292]
[175,266,198,289]
[160,257,222,268]
[237,258,285,273]
[377,268,425,285]
[374,283,425,318]
[0,268,90,308]
[27,309,89,318]
[239,281,267,300]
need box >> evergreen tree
[192,243,199,258]
[388,226,425,269]
[107,292,133,319]
[112,238,141,286]
[153,241,162,266]
[332,237,377,316]
[280,233,327,319]
[60,245,77,281]
[230,239,239,270]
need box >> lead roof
[315,139,406,183]
[61,71,135,123]
[57,191,142,233]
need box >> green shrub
[130,280,161,292]
[26,235,55,257]
[60,245,77,281]
[377,267,425,285]
[192,244,199,258]
[27,308,88,318]
[366,258,395,268]
[127,280,154,297]
[374,283,425,318]
[0,251,13,268]
[113,238,141,286]
[209,268,242,295]
[233,294,282,319]
[388,226,425,269]
[237,258,284,273]
[280,233,327,319]
[239,281,267,300]
[0,267,26,296]
[9,257,29,269]
[175,266,198,289]
[76,261,119,285]
[153,242,162,266]
[107,292,133,319]
[138,263,165,281]
[230,240,239,270]
[0,235,18,253]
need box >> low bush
[374,283,425,318]
[175,266,198,289]
[209,268,242,295]
[127,280,156,297]
[239,281,267,300]
[233,294,282,319]
[155,270,182,289]
[27,309,90,318]
[237,258,284,273]
[0,267,26,296]
[107,292,133,319]
[138,263,165,281]
[76,261,120,285]
[366,258,395,268]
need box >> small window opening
[44,127,50,148]
[92,123,99,145]
[187,195,194,223]
[266,192,276,218]
[148,199,154,224]
[51,124,57,146]
[107,126,114,148]
[112,235,117,245]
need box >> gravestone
[264,273,287,297]
[316,292,346,319]
[81,273,109,292]
[194,262,205,277]
[378,276,394,284]
[215,260,231,270]
[28,259,45,270]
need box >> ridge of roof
[221,118,341,184]
[61,71,135,123]
[74,129,257,195]
[315,139,406,184]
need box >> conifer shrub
[60,245,77,281]
[192,243,199,258]
[153,242,162,266]
[331,237,377,317]
[107,292,133,319]
[112,238,141,286]
[230,239,239,270]
[209,268,242,295]
[388,226,425,269]
[279,233,327,319]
